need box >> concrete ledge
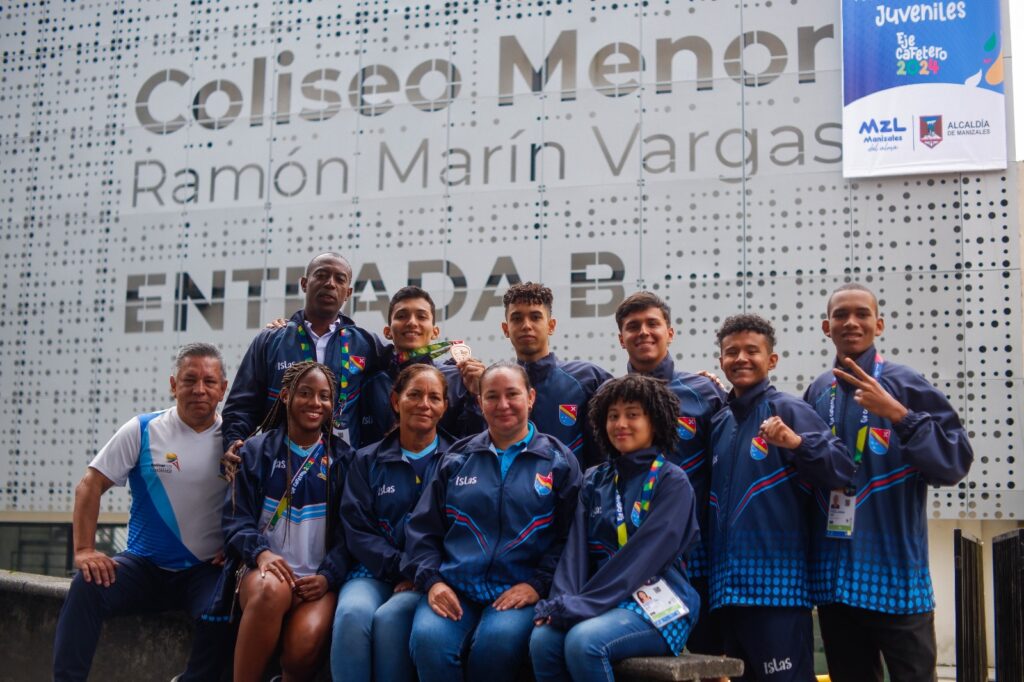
[0,570,743,681]
[0,570,192,682]
[615,653,745,681]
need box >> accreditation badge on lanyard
[826,490,856,539]
[826,354,884,540]
[615,455,687,627]
[632,578,688,627]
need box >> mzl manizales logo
[858,117,907,152]
[920,115,943,148]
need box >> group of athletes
[52,251,973,682]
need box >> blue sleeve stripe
[732,466,798,521]
[445,504,489,554]
[500,511,554,554]
[856,465,917,508]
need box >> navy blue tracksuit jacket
[213,428,352,615]
[402,427,581,604]
[627,356,725,579]
[341,430,455,583]
[804,347,973,614]
[708,380,854,610]
[444,353,612,469]
[222,310,384,449]
[535,448,701,654]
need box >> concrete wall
[0,571,192,682]
[0,570,744,681]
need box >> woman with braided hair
[529,374,702,681]
[220,360,353,682]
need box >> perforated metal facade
[1,0,1019,520]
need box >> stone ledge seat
[1,570,743,681]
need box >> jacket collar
[490,421,536,454]
[727,379,774,421]
[374,429,455,463]
[519,353,558,386]
[460,422,555,461]
[613,446,661,478]
[289,308,354,330]
[833,345,879,391]
[627,354,674,382]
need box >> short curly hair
[588,375,681,459]
[715,314,776,351]
[503,282,553,314]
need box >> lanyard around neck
[297,321,352,430]
[613,454,665,549]
[829,353,884,470]
[265,438,325,532]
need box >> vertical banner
[842,0,1007,178]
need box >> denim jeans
[373,590,422,682]
[410,596,536,682]
[529,607,670,682]
[330,577,393,682]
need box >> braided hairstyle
[254,360,338,437]
[587,374,681,459]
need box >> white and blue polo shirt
[89,408,226,570]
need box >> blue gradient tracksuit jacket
[222,310,383,449]
[341,430,455,583]
[535,448,702,654]
[627,356,725,579]
[402,427,581,604]
[804,347,973,614]
[708,380,854,610]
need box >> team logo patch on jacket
[750,436,769,461]
[350,355,366,372]
[558,404,578,426]
[165,453,180,472]
[534,471,553,496]
[868,428,891,455]
[677,416,697,440]
[630,500,643,527]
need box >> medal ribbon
[297,322,352,431]
[395,340,455,366]
[614,454,666,549]
[265,438,325,532]
[828,353,884,494]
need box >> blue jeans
[330,577,394,682]
[410,596,536,682]
[530,608,670,682]
[373,590,422,682]
[52,552,229,682]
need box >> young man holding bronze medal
[358,285,472,446]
